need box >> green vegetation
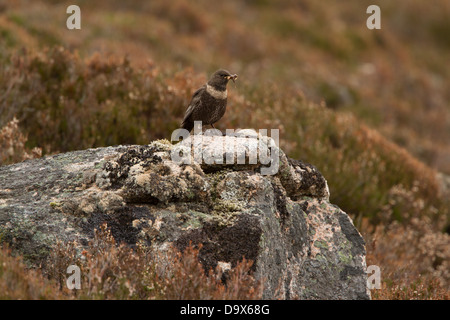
[0,0,449,299]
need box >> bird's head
[208,69,238,89]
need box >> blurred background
[0,0,449,299]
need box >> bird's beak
[227,74,238,83]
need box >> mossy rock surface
[0,136,369,299]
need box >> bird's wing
[182,85,204,125]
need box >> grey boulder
[0,132,370,299]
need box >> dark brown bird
[181,69,238,132]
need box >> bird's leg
[211,123,226,136]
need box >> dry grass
[364,219,449,299]
[0,117,41,165]
[361,183,449,299]
[0,245,64,299]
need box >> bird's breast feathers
[206,84,227,100]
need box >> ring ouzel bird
[181,69,238,132]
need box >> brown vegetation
[1,224,261,300]
[0,117,41,165]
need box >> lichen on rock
[0,134,370,299]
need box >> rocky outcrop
[0,130,370,299]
